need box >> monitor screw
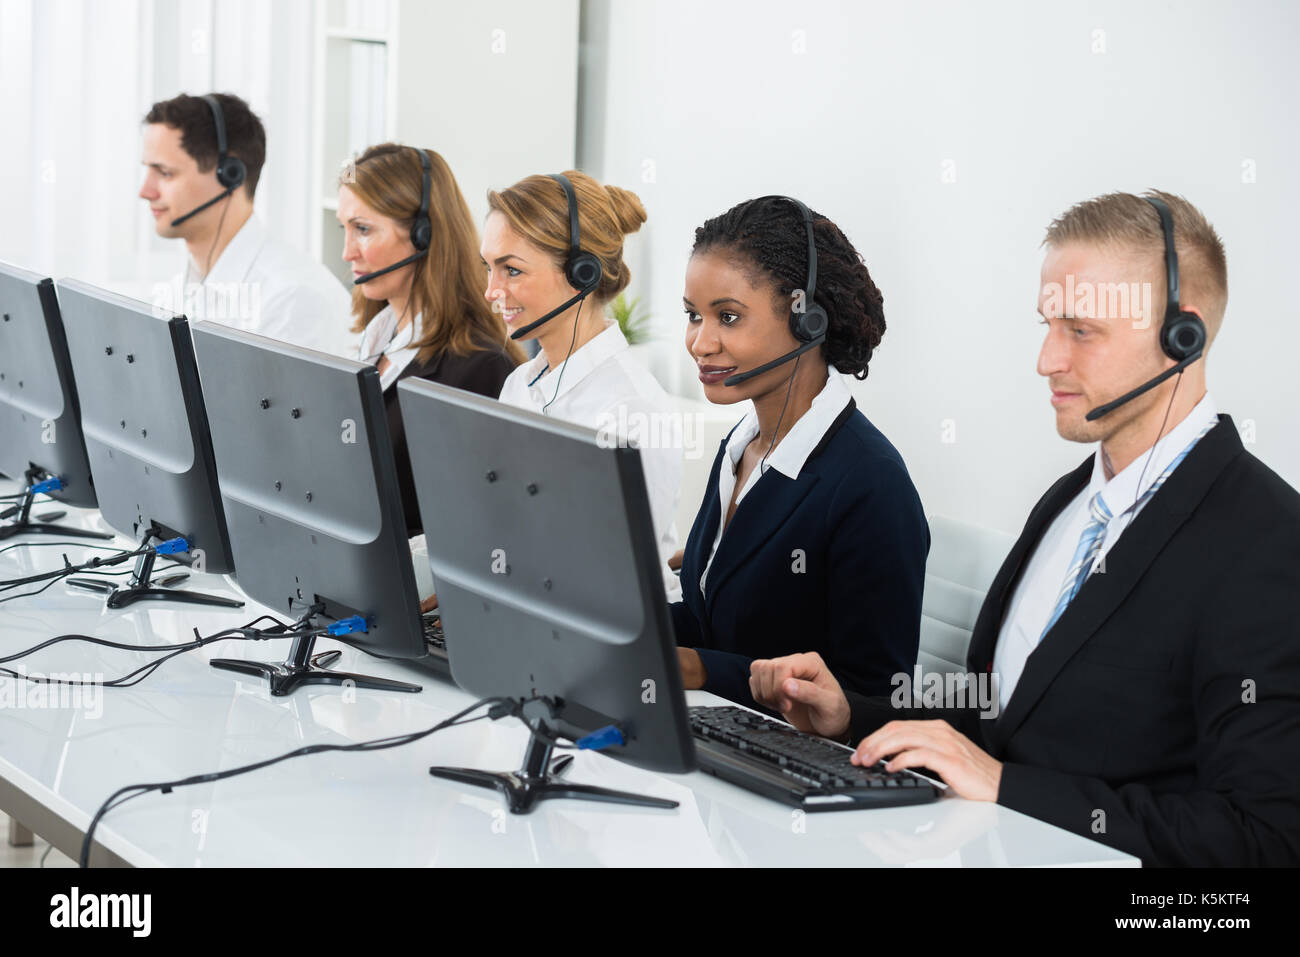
[485,470,497,482]
[274,481,282,491]
[305,492,313,502]
[543,578,552,590]
[104,346,112,355]
[290,408,301,418]
[126,354,134,363]
[260,398,270,409]
[527,483,538,495]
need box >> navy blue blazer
[670,399,929,709]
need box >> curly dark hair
[691,197,885,379]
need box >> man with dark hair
[749,190,1300,866]
[140,92,353,356]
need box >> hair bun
[603,185,647,236]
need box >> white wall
[578,0,1300,534]
[394,0,579,227]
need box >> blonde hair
[1043,189,1228,344]
[485,170,646,305]
[341,143,524,365]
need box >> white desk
[0,487,1137,867]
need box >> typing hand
[419,594,439,614]
[853,720,1002,802]
[748,652,851,740]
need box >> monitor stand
[429,708,680,814]
[65,525,244,610]
[210,605,422,697]
[0,468,113,542]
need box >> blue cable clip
[29,477,63,495]
[153,537,190,555]
[576,725,625,751]
[327,615,368,637]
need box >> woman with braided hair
[673,195,928,710]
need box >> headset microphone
[354,147,433,286]
[170,95,247,228]
[509,173,602,340]
[1084,196,1207,421]
[722,196,828,387]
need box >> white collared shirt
[700,371,853,596]
[992,392,1220,710]
[357,305,421,391]
[498,321,683,601]
[173,214,356,357]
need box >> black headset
[508,173,604,339]
[1148,196,1207,363]
[409,148,432,252]
[1085,195,1208,420]
[205,94,246,191]
[353,147,433,286]
[723,195,829,386]
[170,95,246,227]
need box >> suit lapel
[989,415,1243,750]
[701,400,856,617]
[702,468,820,616]
[965,457,1094,676]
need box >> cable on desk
[79,694,511,868]
[0,540,131,560]
[0,545,150,593]
[0,615,323,688]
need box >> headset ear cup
[1161,311,1206,361]
[217,156,247,191]
[568,252,603,293]
[794,304,829,342]
[410,218,432,252]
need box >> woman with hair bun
[674,195,928,710]
[483,170,683,600]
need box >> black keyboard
[409,613,451,678]
[689,706,941,811]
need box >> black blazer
[844,415,1300,866]
[385,344,516,536]
[672,400,929,710]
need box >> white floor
[0,812,76,868]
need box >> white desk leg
[7,818,33,847]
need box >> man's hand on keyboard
[853,720,1002,802]
[748,652,851,741]
[419,594,438,614]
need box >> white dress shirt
[357,305,421,391]
[173,214,356,357]
[700,371,853,596]
[992,393,1220,710]
[498,321,683,601]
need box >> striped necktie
[1038,417,1218,644]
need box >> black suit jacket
[845,415,1300,866]
[385,345,516,536]
[672,400,929,710]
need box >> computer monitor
[190,320,424,696]
[397,379,695,813]
[54,279,240,610]
[0,262,111,542]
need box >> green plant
[608,292,652,345]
